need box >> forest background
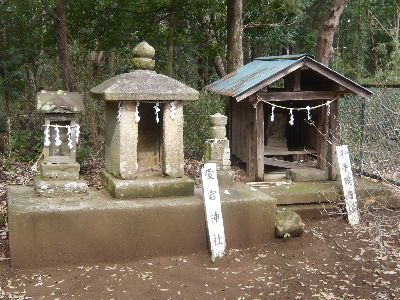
[0,0,399,163]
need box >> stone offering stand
[7,42,276,268]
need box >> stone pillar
[162,101,184,177]
[204,113,231,170]
[105,101,138,179]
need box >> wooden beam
[327,100,339,180]
[257,91,339,102]
[293,69,301,91]
[256,101,264,181]
[247,97,257,179]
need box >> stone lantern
[34,90,88,196]
[90,42,199,198]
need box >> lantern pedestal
[100,170,194,199]
[33,175,88,197]
[40,162,80,180]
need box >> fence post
[359,98,366,175]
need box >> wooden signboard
[336,145,360,226]
[201,163,226,262]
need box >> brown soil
[0,210,399,299]
[0,156,399,299]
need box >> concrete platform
[100,170,194,199]
[8,183,276,268]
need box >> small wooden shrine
[205,54,372,181]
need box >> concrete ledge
[100,170,194,199]
[8,183,276,268]
[263,181,341,205]
[33,176,88,197]
[286,168,328,182]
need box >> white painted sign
[336,145,360,226]
[201,163,226,262]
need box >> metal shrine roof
[204,54,372,101]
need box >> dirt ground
[0,157,399,299]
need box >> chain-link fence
[339,87,400,186]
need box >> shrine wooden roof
[204,54,372,101]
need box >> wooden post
[317,100,327,170]
[256,101,264,181]
[328,99,339,180]
[247,96,264,181]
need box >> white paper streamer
[117,101,123,123]
[289,108,294,126]
[44,124,51,147]
[270,105,275,122]
[169,101,177,120]
[306,105,311,121]
[327,101,331,117]
[67,125,73,149]
[54,125,62,146]
[135,102,141,123]
[75,124,80,144]
[154,102,160,123]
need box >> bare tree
[316,0,349,66]
[226,0,244,73]
[55,0,76,91]
[167,0,176,77]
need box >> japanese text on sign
[201,163,226,262]
[336,145,360,226]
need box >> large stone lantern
[90,42,199,198]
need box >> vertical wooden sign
[201,163,226,262]
[336,145,360,226]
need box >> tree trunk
[167,0,176,77]
[55,0,76,91]
[315,0,349,66]
[213,56,226,78]
[197,57,206,88]
[226,0,243,73]
[367,11,378,75]
[91,50,104,78]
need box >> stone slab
[7,183,277,268]
[101,170,194,199]
[259,177,398,208]
[34,176,88,197]
[261,181,341,205]
[286,168,328,182]
[40,162,80,180]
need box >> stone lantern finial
[132,41,155,71]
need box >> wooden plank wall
[231,99,249,163]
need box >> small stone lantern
[204,113,231,170]
[90,42,199,199]
[34,90,88,196]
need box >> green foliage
[183,92,225,159]
[9,128,43,162]
[1,0,400,162]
